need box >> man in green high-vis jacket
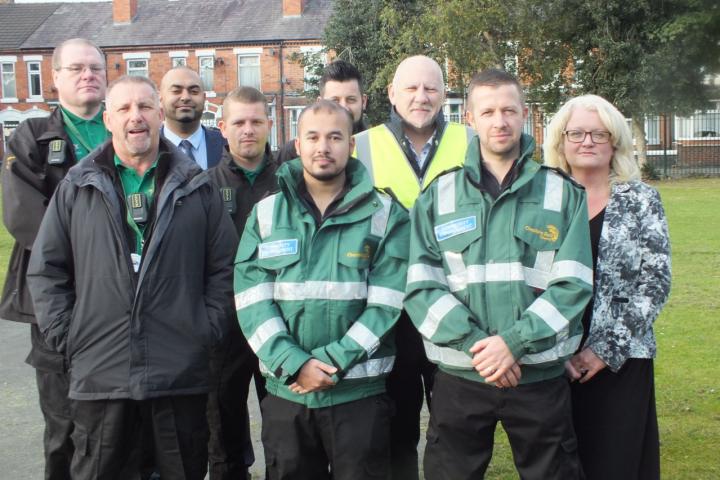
[235,101,409,479]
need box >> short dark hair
[297,99,354,136]
[467,69,525,106]
[223,86,269,117]
[319,60,363,97]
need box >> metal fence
[637,111,720,178]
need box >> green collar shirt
[114,154,158,255]
[61,106,108,160]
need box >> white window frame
[123,52,150,78]
[198,56,215,93]
[126,59,149,77]
[285,106,304,141]
[300,46,324,92]
[26,60,43,101]
[269,100,278,151]
[443,98,465,125]
[0,56,18,103]
[169,50,188,68]
[235,48,262,90]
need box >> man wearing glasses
[1,38,107,480]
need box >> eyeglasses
[563,130,612,144]
[57,64,105,76]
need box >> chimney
[113,0,137,24]
[282,0,305,17]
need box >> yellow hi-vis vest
[353,122,475,209]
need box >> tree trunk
[632,117,647,169]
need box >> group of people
[0,37,671,480]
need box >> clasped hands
[289,358,337,395]
[470,336,521,388]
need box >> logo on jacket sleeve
[434,216,477,242]
[259,239,299,259]
[524,224,559,242]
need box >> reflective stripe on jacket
[234,157,410,407]
[353,122,474,209]
[405,134,593,384]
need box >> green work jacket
[234,157,409,407]
[405,134,593,384]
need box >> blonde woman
[544,94,671,480]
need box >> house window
[199,56,214,91]
[443,100,464,124]
[300,46,323,93]
[287,107,304,140]
[237,54,260,89]
[172,57,187,67]
[269,102,278,151]
[127,59,148,77]
[27,62,42,98]
[1,62,17,99]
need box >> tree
[322,0,427,125]
[553,0,720,165]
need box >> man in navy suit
[160,67,225,169]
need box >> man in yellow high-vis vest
[353,55,474,480]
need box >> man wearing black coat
[0,38,108,480]
[27,75,237,480]
[205,86,279,480]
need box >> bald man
[160,66,225,169]
[353,55,474,480]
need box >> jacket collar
[611,181,634,194]
[386,106,447,141]
[463,133,538,194]
[222,143,275,172]
[36,107,71,143]
[275,156,376,217]
[68,136,202,189]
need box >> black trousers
[385,311,436,480]
[70,395,209,480]
[260,394,393,480]
[26,324,74,480]
[571,358,660,480]
[424,371,580,480]
[207,321,266,480]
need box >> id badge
[130,253,142,273]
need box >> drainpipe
[279,41,286,143]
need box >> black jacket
[206,144,279,234]
[1,107,78,324]
[27,138,238,400]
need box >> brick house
[0,0,332,153]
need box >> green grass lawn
[1,178,718,478]
[484,178,720,479]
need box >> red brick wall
[1,42,321,142]
[677,140,720,166]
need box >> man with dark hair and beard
[160,67,225,169]
[234,100,409,479]
[276,60,368,164]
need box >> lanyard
[61,109,106,154]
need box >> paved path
[0,320,426,479]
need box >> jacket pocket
[434,211,484,253]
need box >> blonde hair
[543,94,640,183]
